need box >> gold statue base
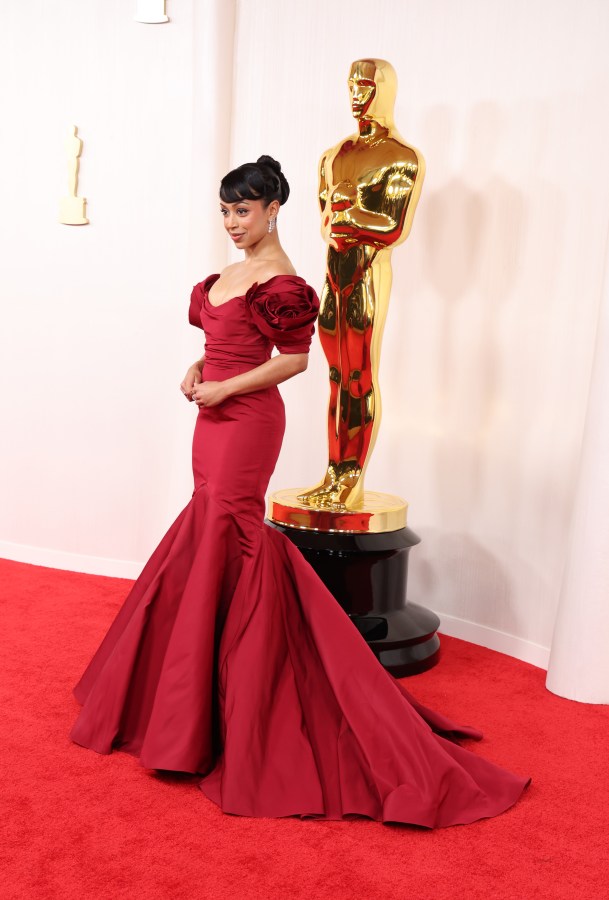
[267,488,407,534]
[60,196,89,225]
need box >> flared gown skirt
[71,381,529,828]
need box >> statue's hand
[328,208,360,251]
[330,228,360,254]
[331,208,355,226]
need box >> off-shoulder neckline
[203,272,306,308]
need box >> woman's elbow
[293,354,309,374]
[280,353,309,375]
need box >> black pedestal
[266,522,440,676]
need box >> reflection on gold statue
[298,58,424,510]
[60,125,89,226]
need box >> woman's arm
[192,353,308,408]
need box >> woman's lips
[230,233,245,241]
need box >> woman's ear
[268,199,280,219]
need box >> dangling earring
[268,217,276,234]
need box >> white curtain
[546,238,609,703]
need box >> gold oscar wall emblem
[268,58,425,534]
[59,125,89,226]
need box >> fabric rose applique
[245,277,320,354]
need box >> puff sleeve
[188,275,217,330]
[245,276,320,354]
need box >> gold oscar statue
[59,125,89,226]
[267,61,439,673]
[268,58,424,534]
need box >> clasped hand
[191,381,228,408]
[180,361,228,408]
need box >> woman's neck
[243,233,283,263]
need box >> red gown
[71,273,529,828]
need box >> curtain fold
[546,231,609,703]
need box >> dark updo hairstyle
[219,155,290,208]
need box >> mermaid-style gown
[71,273,529,828]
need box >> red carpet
[1,557,607,899]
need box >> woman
[71,156,529,827]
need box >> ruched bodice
[189,273,319,377]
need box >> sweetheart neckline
[204,272,305,308]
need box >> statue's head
[348,59,397,126]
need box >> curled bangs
[219,165,266,205]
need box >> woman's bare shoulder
[217,261,242,278]
[256,258,298,281]
[217,257,297,291]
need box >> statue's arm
[332,157,424,248]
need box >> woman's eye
[220,209,228,216]
[237,208,248,215]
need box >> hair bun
[256,155,290,205]
[257,154,281,174]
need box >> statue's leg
[68,158,79,198]
[356,260,391,486]
[347,282,374,453]
[320,279,341,463]
[330,278,373,505]
[297,279,342,504]
[299,250,376,509]
[298,280,371,508]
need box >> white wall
[2,1,609,671]
[1,0,235,575]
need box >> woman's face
[220,197,277,249]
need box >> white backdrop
[2,1,609,692]
[1,0,235,574]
